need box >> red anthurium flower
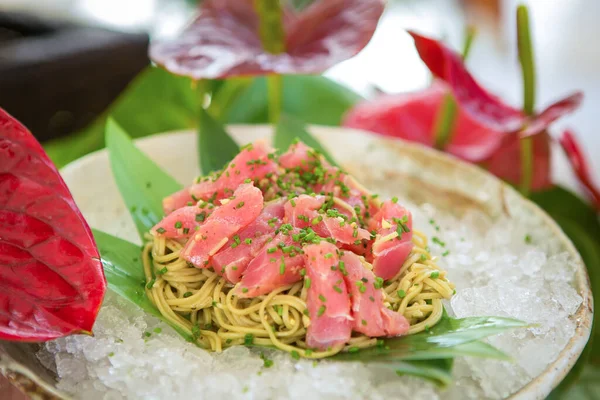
[344,82,552,190]
[0,108,106,341]
[408,31,583,137]
[150,0,385,79]
[344,32,584,192]
[559,130,600,210]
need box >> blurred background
[0,0,598,398]
[0,0,598,188]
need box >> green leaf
[548,364,600,400]
[392,359,454,387]
[274,114,338,167]
[530,186,600,241]
[105,119,182,239]
[44,72,359,168]
[93,229,194,343]
[333,311,527,362]
[45,66,202,168]
[221,75,362,126]
[198,108,240,175]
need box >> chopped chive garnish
[430,271,440,279]
[432,237,445,247]
[245,238,253,245]
[267,247,277,254]
[317,305,326,317]
[348,347,359,353]
[236,201,245,209]
[153,327,162,334]
[300,268,306,277]
[318,294,327,302]
[420,254,427,262]
[242,288,249,293]
[244,178,252,183]
[442,250,450,257]
[324,253,333,259]
[158,267,168,275]
[305,277,311,288]
[244,333,254,345]
[373,277,384,289]
[333,285,342,293]
[183,227,190,234]
[174,221,182,229]
[183,291,193,298]
[291,350,300,360]
[144,332,151,337]
[397,289,406,298]
[156,227,166,234]
[146,278,156,289]
[391,196,398,203]
[195,212,207,222]
[361,319,368,326]
[525,234,532,244]
[368,296,375,302]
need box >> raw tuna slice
[190,140,278,201]
[304,242,352,350]
[162,187,194,214]
[368,200,414,280]
[181,184,263,268]
[279,141,326,171]
[212,198,286,283]
[235,230,304,298]
[341,252,409,337]
[151,206,211,239]
[285,195,370,244]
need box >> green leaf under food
[198,108,240,175]
[45,66,203,168]
[392,359,454,387]
[333,311,527,362]
[105,119,182,240]
[274,114,338,166]
[219,75,362,126]
[93,229,194,343]
[548,363,600,400]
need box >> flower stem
[267,75,283,124]
[462,26,476,61]
[433,93,459,150]
[433,27,476,150]
[255,0,286,124]
[516,4,536,196]
[517,5,536,116]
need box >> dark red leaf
[559,130,600,211]
[0,108,106,341]
[520,92,584,137]
[408,30,526,132]
[150,0,384,79]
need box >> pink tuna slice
[235,230,304,298]
[279,141,329,171]
[162,187,194,214]
[212,198,286,283]
[181,184,263,268]
[367,200,414,280]
[304,242,352,350]
[190,140,278,201]
[151,205,212,239]
[316,169,381,219]
[285,195,370,244]
[341,252,409,337]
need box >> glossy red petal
[483,131,552,191]
[150,0,384,79]
[520,92,584,137]
[0,108,106,341]
[559,130,600,210]
[408,31,526,132]
[343,82,506,162]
